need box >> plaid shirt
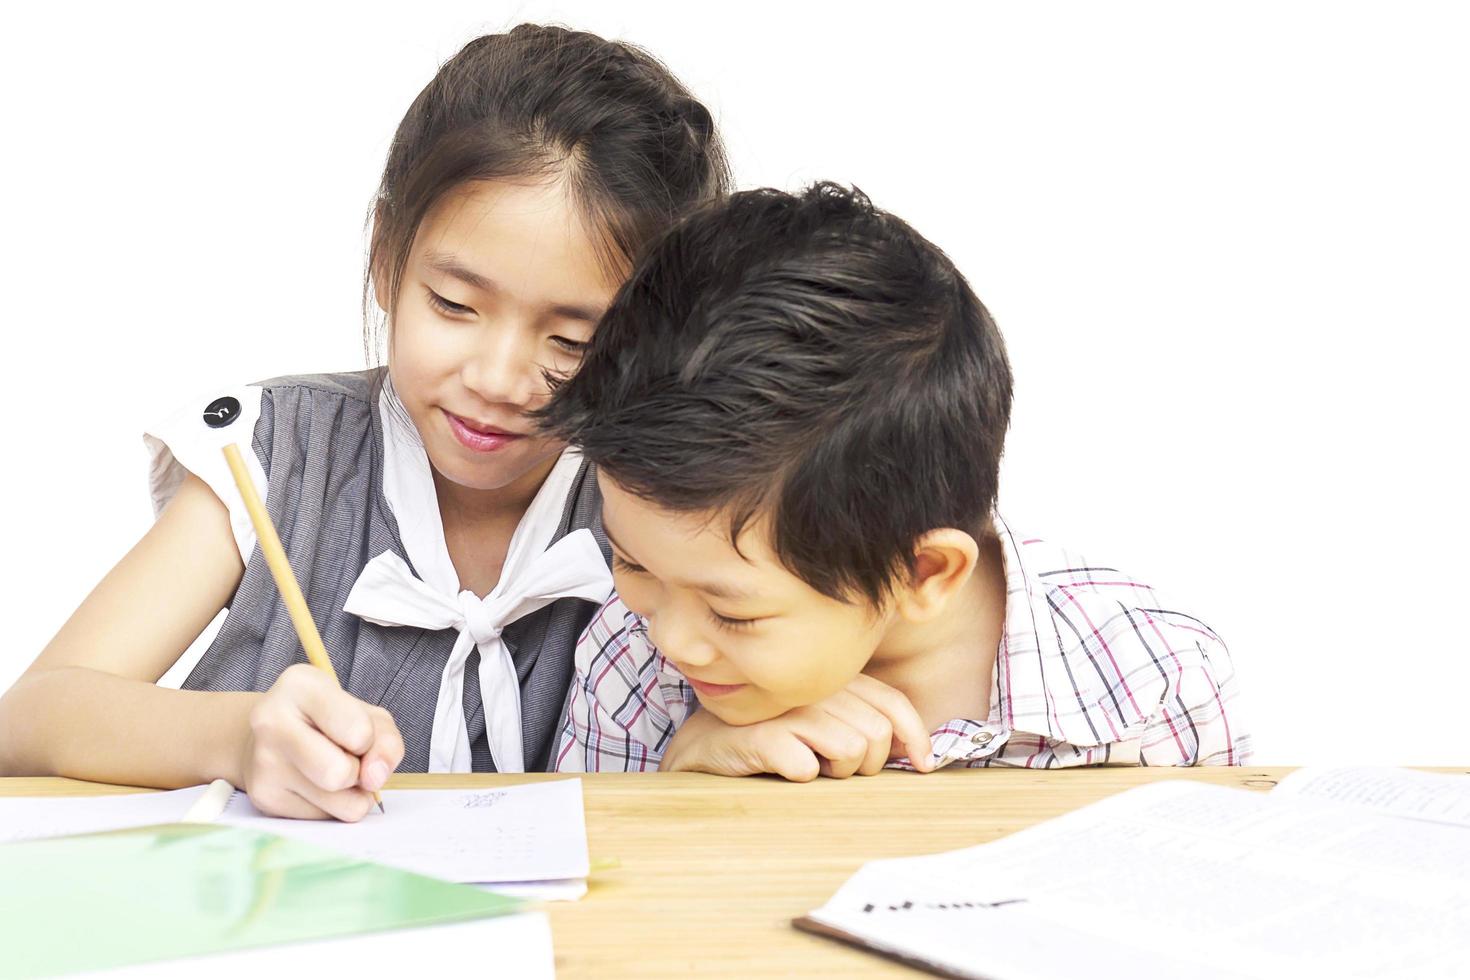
[554,515,1250,772]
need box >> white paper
[80,910,555,980]
[807,781,1470,980]
[0,785,211,844]
[479,877,589,901]
[1272,766,1470,828]
[216,778,589,885]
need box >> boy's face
[599,473,895,725]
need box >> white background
[2,1,1466,764]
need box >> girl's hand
[659,674,934,781]
[239,664,404,821]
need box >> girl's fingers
[285,773,377,823]
[286,666,378,757]
[245,767,331,820]
[277,714,363,794]
[358,707,405,793]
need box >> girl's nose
[460,322,541,408]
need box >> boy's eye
[611,554,647,575]
[549,335,589,354]
[426,287,474,316]
[708,609,757,632]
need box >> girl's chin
[427,443,560,495]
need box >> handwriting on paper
[460,791,509,809]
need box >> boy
[539,183,1248,778]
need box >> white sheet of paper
[807,781,1470,980]
[1272,766,1470,828]
[0,785,212,844]
[216,777,589,884]
[479,877,589,901]
[78,911,554,980]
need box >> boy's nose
[646,615,717,669]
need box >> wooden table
[0,767,1376,976]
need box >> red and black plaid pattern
[555,516,1249,772]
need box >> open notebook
[0,777,589,899]
[797,767,1470,980]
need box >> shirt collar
[376,381,584,597]
[991,513,1166,747]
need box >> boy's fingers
[758,734,820,782]
[787,712,867,779]
[848,674,934,771]
[818,693,891,776]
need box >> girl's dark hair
[364,23,731,358]
[538,183,1014,608]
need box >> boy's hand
[660,674,934,781]
[238,664,404,821]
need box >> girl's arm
[0,472,402,820]
[0,471,251,785]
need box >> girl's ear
[373,272,391,316]
[370,206,392,316]
[893,529,980,624]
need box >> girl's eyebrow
[426,251,496,293]
[425,251,604,323]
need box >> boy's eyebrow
[424,251,603,323]
[603,524,759,602]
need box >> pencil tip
[377,800,386,814]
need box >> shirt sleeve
[1135,611,1252,766]
[552,594,692,772]
[142,384,268,565]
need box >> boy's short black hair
[537,182,1013,606]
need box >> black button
[203,396,242,429]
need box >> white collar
[376,382,586,595]
[344,383,611,773]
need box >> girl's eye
[426,287,474,316]
[611,554,647,575]
[708,609,757,633]
[550,335,589,354]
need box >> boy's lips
[444,409,524,453]
[684,676,747,698]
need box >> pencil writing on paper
[860,898,1028,914]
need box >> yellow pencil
[221,443,385,814]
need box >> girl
[0,24,729,819]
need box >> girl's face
[385,179,623,496]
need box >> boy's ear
[894,529,980,624]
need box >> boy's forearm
[0,666,259,788]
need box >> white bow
[344,529,611,772]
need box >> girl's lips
[444,410,524,453]
[685,676,747,698]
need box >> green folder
[0,822,522,978]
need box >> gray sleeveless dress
[164,369,608,773]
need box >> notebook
[796,767,1470,980]
[0,778,589,897]
[0,822,528,979]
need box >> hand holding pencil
[223,444,403,820]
